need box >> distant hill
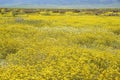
[0,0,120,8]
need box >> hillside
[0,0,120,8]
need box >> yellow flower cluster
[0,12,120,79]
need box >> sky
[0,0,120,8]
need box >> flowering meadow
[0,11,120,80]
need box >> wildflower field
[0,9,120,80]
